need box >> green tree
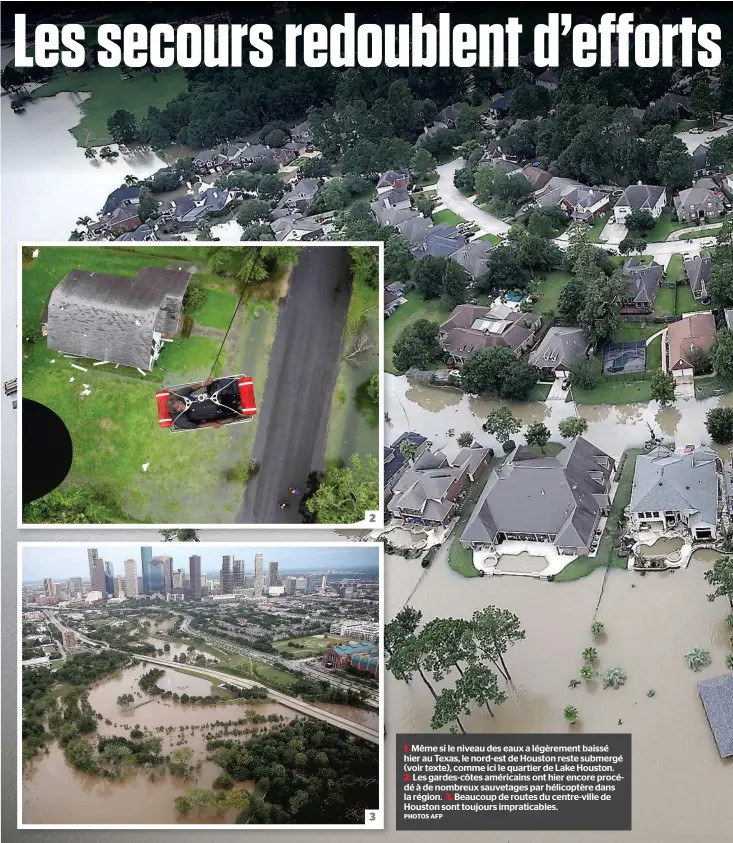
[650,369,676,407]
[442,261,470,308]
[384,235,412,285]
[619,235,647,255]
[625,210,656,235]
[579,271,625,347]
[582,647,598,664]
[563,705,579,724]
[430,688,468,733]
[704,557,733,609]
[453,165,476,194]
[691,76,716,126]
[482,405,521,444]
[557,275,587,323]
[590,621,605,638]
[569,357,602,391]
[307,454,378,523]
[558,416,589,439]
[182,283,206,314]
[257,173,286,202]
[525,421,551,454]
[456,106,482,138]
[656,138,694,193]
[237,199,271,227]
[456,431,474,447]
[410,147,437,180]
[414,192,437,218]
[137,187,159,222]
[705,407,733,444]
[107,109,138,144]
[461,348,538,400]
[711,329,733,379]
[392,319,443,372]
[414,256,447,300]
[470,605,525,683]
[685,648,712,671]
[708,261,733,311]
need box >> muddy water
[312,703,379,731]
[145,636,213,664]
[690,549,724,564]
[638,538,684,557]
[388,373,732,462]
[496,552,548,573]
[386,550,732,842]
[23,662,293,824]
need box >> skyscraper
[173,569,184,589]
[160,556,174,593]
[104,561,115,598]
[114,575,125,597]
[189,555,201,599]
[124,559,138,597]
[269,561,279,587]
[68,577,83,598]
[87,548,99,584]
[147,556,167,593]
[141,546,153,594]
[254,552,264,597]
[221,555,232,594]
[233,559,245,590]
[306,573,319,594]
[321,574,327,591]
[91,556,106,596]
[285,576,297,596]
[43,577,53,597]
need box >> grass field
[645,213,694,243]
[653,285,675,316]
[695,374,733,399]
[675,284,709,314]
[573,374,654,405]
[189,288,239,330]
[647,336,662,370]
[614,323,664,342]
[479,233,501,244]
[679,226,722,240]
[666,254,685,283]
[433,209,466,226]
[554,450,642,581]
[384,297,452,374]
[21,246,275,523]
[220,655,298,687]
[586,213,611,242]
[532,271,572,316]
[272,634,351,658]
[32,67,189,147]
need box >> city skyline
[21,545,380,582]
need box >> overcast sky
[22,544,379,582]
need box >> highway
[43,611,379,744]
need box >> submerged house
[462,437,615,556]
[698,674,733,758]
[629,445,719,540]
[45,267,191,371]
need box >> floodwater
[145,636,214,664]
[388,373,733,463]
[638,538,685,558]
[690,549,724,564]
[22,662,294,825]
[383,527,427,549]
[496,552,548,573]
[386,548,732,842]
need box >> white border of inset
[17,241,385,530]
[17,540,384,830]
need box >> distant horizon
[21,545,379,582]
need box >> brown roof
[522,166,552,190]
[667,312,716,370]
[440,304,538,357]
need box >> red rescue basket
[156,375,257,431]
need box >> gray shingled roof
[462,437,613,549]
[448,240,493,279]
[46,267,191,370]
[698,674,733,757]
[622,258,663,305]
[616,184,666,212]
[684,254,712,297]
[630,446,718,526]
[528,327,590,371]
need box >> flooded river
[385,544,732,843]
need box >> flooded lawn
[638,537,685,557]
[690,549,724,564]
[383,527,428,549]
[496,552,548,573]
[387,550,733,843]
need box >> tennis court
[602,340,647,375]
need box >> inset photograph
[20,542,382,828]
[19,243,382,526]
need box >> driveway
[436,159,511,236]
[675,121,732,152]
[237,246,351,523]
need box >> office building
[254,552,264,597]
[124,559,138,597]
[147,555,169,594]
[141,546,153,594]
[173,569,185,589]
[285,576,297,596]
[43,577,53,597]
[233,559,245,590]
[306,573,320,594]
[189,555,201,599]
[62,630,77,651]
[295,576,306,590]
[269,561,279,587]
[200,572,208,587]
[91,556,106,597]
[104,561,115,599]
[87,548,99,583]
[330,619,380,641]
[321,574,328,591]
[221,555,233,594]
[68,577,83,599]
[114,575,125,597]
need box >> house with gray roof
[384,431,430,498]
[613,184,667,224]
[447,240,494,280]
[291,121,312,143]
[376,169,409,194]
[236,143,277,166]
[619,258,664,314]
[536,69,558,90]
[270,213,324,242]
[397,215,433,246]
[115,223,156,242]
[102,185,140,216]
[45,267,191,371]
[193,148,229,172]
[415,121,449,147]
[674,187,725,222]
[277,178,320,211]
[461,437,615,555]
[388,443,492,526]
[488,89,515,117]
[698,674,733,758]
[725,308,733,331]
[160,188,232,230]
[440,303,540,364]
[648,92,691,115]
[528,326,591,379]
[684,253,712,300]
[630,445,719,540]
[376,188,411,211]
[371,201,419,229]
[691,144,712,177]
[436,103,466,127]
[411,223,466,260]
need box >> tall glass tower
[141,546,153,594]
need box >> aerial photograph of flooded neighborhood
[2,3,733,840]
[20,543,381,826]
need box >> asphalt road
[436,158,511,235]
[238,246,352,523]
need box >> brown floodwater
[496,552,549,573]
[637,538,684,558]
[385,549,732,842]
[22,662,294,825]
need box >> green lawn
[695,374,733,399]
[532,271,572,316]
[221,655,298,688]
[586,213,611,242]
[433,209,466,226]
[414,173,439,188]
[653,285,675,317]
[666,254,685,283]
[554,450,643,582]
[675,284,708,314]
[22,246,275,523]
[32,67,189,147]
[573,376,654,405]
[526,382,552,402]
[479,233,501,244]
[384,297,452,374]
[645,213,694,243]
[679,227,722,240]
[613,323,662,342]
[448,467,498,579]
[647,336,662,370]
[272,635,351,658]
[193,288,239,330]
